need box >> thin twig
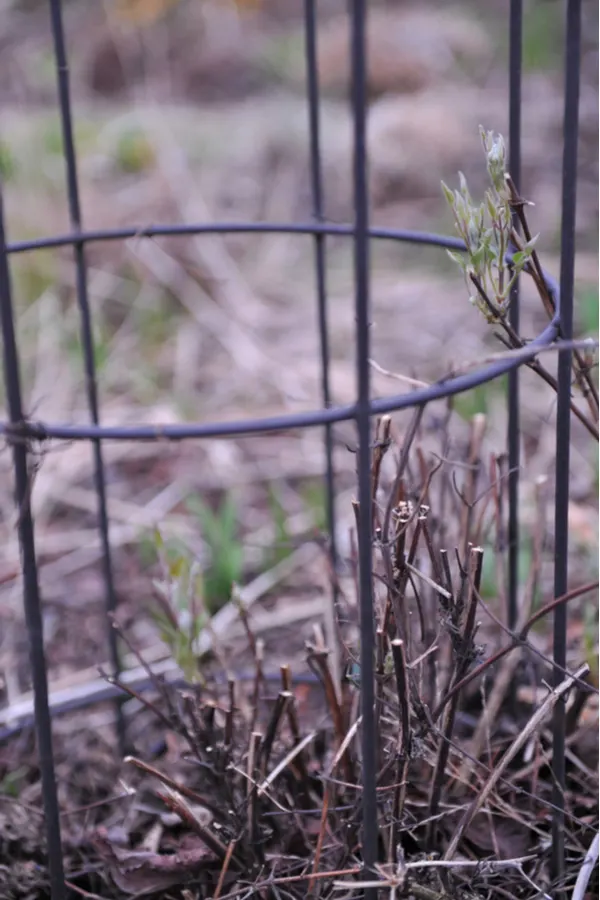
[213,840,239,900]
[257,731,316,798]
[444,663,590,860]
[155,786,238,864]
[432,579,600,720]
[458,474,549,780]
[571,833,600,900]
[426,547,483,846]
[506,172,599,418]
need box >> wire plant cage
[0,1,596,898]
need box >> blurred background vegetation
[0,0,597,678]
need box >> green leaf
[475,203,485,231]
[523,233,540,252]
[454,193,468,224]
[168,554,187,580]
[185,492,243,614]
[470,244,487,271]
[266,484,293,567]
[485,189,498,219]
[446,249,466,270]
[441,181,455,207]
[153,527,164,551]
[458,171,472,205]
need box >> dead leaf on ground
[92,827,222,895]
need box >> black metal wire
[4,222,491,255]
[507,0,522,638]
[0,230,561,442]
[349,0,378,886]
[0,192,66,899]
[552,0,582,885]
[304,0,339,593]
[0,314,559,442]
[48,0,126,753]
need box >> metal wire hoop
[1,226,560,443]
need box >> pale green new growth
[441,126,538,324]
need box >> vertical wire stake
[48,0,126,753]
[304,0,339,636]
[552,0,582,889]
[0,191,67,898]
[507,0,522,642]
[349,0,379,890]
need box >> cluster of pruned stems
[338,406,598,895]
[443,128,599,442]
[98,407,598,899]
